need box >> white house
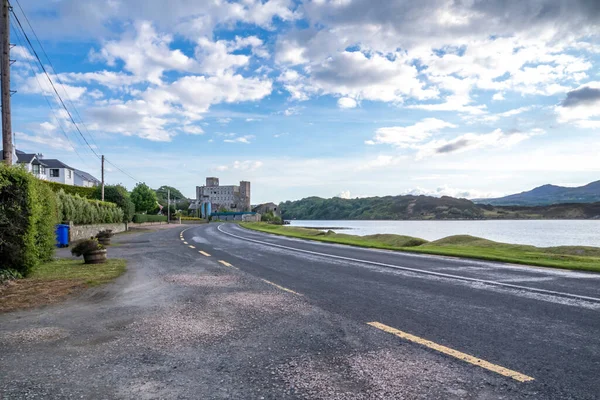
[43,159,75,185]
[12,150,48,180]
[74,169,100,187]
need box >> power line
[9,6,101,160]
[9,12,92,168]
[9,1,141,185]
[104,158,140,183]
[12,0,101,151]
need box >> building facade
[196,177,251,212]
[1,149,99,187]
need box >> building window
[32,164,40,174]
[50,169,59,177]
[67,170,72,179]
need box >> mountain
[474,180,600,206]
[279,194,600,221]
[280,195,485,220]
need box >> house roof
[1,149,47,165]
[74,169,100,183]
[42,159,74,169]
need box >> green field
[241,223,600,272]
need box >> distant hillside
[280,195,600,220]
[474,180,600,206]
[280,195,485,220]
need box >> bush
[181,216,203,221]
[56,190,123,224]
[71,238,103,257]
[95,229,114,239]
[0,165,58,276]
[41,180,95,198]
[261,211,283,225]
[132,214,167,223]
[92,184,135,223]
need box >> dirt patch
[0,279,86,313]
[163,274,240,288]
[0,327,69,344]
[278,349,514,399]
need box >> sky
[8,0,600,203]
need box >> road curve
[183,223,600,399]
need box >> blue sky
[8,0,600,203]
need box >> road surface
[1,223,599,399]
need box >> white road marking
[217,224,600,304]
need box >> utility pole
[1,0,12,165]
[167,189,170,224]
[101,155,105,201]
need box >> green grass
[29,258,127,286]
[241,223,600,272]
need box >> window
[67,170,72,179]
[32,164,40,174]
[50,169,59,177]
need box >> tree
[131,183,158,214]
[92,184,135,222]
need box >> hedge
[56,190,123,224]
[0,165,57,276]
[181,216,203,220]
[92,184,135,223]
[132,214,167,223]
[42,180,96,199]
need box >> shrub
[56,190,123,225]
[95,229,114,239]
[35,181,58,262]
[92,184,135,223]
[71,238,103,257]
[131,183,158,213]
[41,180,95,198]
[132,214,167,223]
[0,165,57,276]
[181,216,202,221]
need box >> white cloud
[20,73,87,101]
[224,135,254,144]
[369,118,456,147]
[416,128,544,159]
[555,82,600,127]
[337,97,357,109]
[16,131,74,152]
[402,185,503,199]
[492,93,505,101]
[94,21,198,84]
[213,160,263,172]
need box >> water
[289,220,600,248]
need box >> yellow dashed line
[261,279,302,296]
[367,322,534,382]
[199,251,211,257]
[180,238,184,241]
[189,245,195,249]
[218,260,239,270]
[183,241,188,245]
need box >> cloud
[402,185,503,199]
[337,97,357,109]
[555,82,600,126]
[416,128,544,159]
[214,160,263,171]
[20,73,87,101]
[561,86,600,107]
[15,131,74,152]
[336,190,352,199]
[224,135,255,144]
[369,118,456,147]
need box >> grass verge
[0,258,127,313]
[241,223,600,273]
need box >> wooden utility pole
[167,188,170,224]
[101,155,105,201]
[1,0,12,165]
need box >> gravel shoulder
[0,226,540,399]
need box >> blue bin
[55,224,69,248]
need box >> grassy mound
[241,223,600,272]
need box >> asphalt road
[186,223,600,399]
[1,223,599,399]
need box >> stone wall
[69,222,127,242]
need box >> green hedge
[181,216,203,220]
[132,214,167,223]
[56,190,123,224]
[42,180,95,199]
[0,165,57,276]
[92,185,135,223]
